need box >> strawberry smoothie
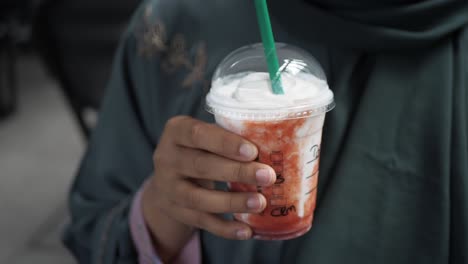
[206,44,334,240]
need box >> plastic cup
[206,43,334,240]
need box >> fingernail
[239,143,256,159]
[247,195,262,210]
[256,168,273,186]
[236,229,250,240]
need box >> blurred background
[0,0,140,262]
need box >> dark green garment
[63,0,468,263]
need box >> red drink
[216,114,325,240]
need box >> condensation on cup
[205,43,335,240]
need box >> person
[63,0,468,263]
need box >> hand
[142,116,276,262]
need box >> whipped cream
[206,72,333,110]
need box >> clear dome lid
[206,43,334,120]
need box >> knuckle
[158,181,175,205]
[153,150,176,171]
[172,182,189,205]
[226,194,237,212]
[166,188,179,205]
[166,116,189,130]
[190,123,204,147]
[231,162,245,183]
[192,155,206,175]
[187,187,203,209]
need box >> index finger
[166,116,258,161]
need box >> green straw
[254,0,284,95]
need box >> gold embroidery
[136,4,209,89]
[136,5,167,57]
[161,34,192,73]
[182,43,208,88]
[139,22,167,56]
[161,35,209,89]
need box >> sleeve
[129,180,202,264]
[62,1,186,263]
